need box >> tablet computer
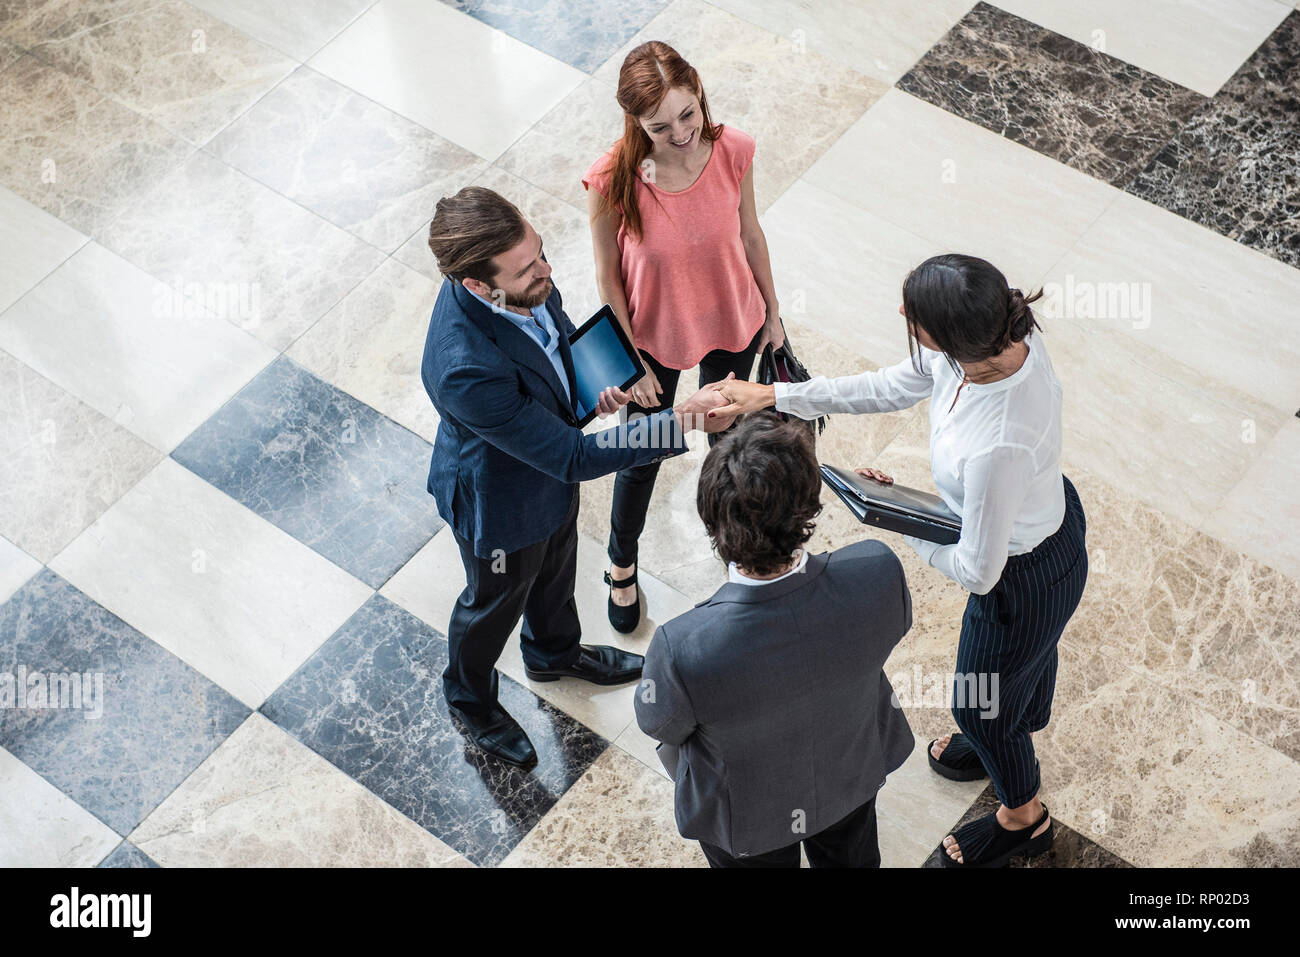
[820,464,962,545]
[568,304,645,427]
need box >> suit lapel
[453,282,575,415]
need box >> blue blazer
[421,278,688,559]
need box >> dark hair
[427,186,526,286]
[902,254,1042,373]
[696,415,822,576]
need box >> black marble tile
[0,569,250,836]
[261,594,608,868]
[897,2,1207,187]
[98,840,160,868]
[1126,12,1300,269]
[440,0,670,73]
[170,356,443,589]
[922,784,1134,868]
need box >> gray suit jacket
[635,540,914,858]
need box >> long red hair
[596,41,723,241]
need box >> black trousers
[698,795,881,868]
[443,492,583,718]
[607,326,763,567]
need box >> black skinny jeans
[607,326,763,568]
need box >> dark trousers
[698,796,881,868]
[607,326,763,567]
[952,475,1088,809]
[443,492,583,718]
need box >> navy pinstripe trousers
[952,475,1087,809]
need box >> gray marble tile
[261,593,609,867]
[209,67,487,254]
[897,2,1207,186]
[97,840,159,868]
[97,150,386,350]
[170,356,443,589]
[0,351,161,563]
[0,184,85,314]
[442,0,669,73]
[0,569,250,835]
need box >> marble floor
[1,0,1298,869]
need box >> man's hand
[704,371,775,419]
[674,384,736,433]
[593,385,631,419]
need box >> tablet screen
[568,305,644,426]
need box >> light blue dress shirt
[465,286,572,407]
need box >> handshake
[590,372,778,434]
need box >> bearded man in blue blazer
[421,186,734,768]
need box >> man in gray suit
[634,414,914,866]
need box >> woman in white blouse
[710,254,1088,868]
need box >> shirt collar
[727,548,809,586]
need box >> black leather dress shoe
[524,644,644,685]
[448,703,537,768]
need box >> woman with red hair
[583,41,783,633]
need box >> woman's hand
[593,385,631,419]
[756,313,786,354]
[629,363,663,409]
[854,466,894,485]
[704,371,775,418]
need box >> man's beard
[505,277,552,309]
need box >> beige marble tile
[130,714,471,867]
[381,528,693,740]
[28,0,295,145]
[591,0,889,211]
[98,150,386,350]
[804,88,1120,284]
[707,0,975,85]
[0,746,121,867]
[990,0,1291,96]
[210,67,487,253]
[0,185,85,312]
[655,555,727,604]
[287,257,440,443]
[1045,190,1300,416]
[0,352,161,562]
[1038,641,1300,866]
[0,37,22,70]
[0,54,192,235]
[186,0,375,61]
[0,0,140,47]
[495,76,623,212]
[1045,315,1289,531]
[1202,420,1300,583]
[0,535,41,605]
[309,0,584,160]
[0,242,275,452]
[500,746,706,867]
[49,458,373,708]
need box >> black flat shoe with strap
[939,805,1054,868]
[928,733,989,781]
[605,569,640,634]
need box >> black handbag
[755,324,828,436]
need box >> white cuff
[772,380,788,410]
[904,535,941,565]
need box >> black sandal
[938,805,1054,868]
[928,733,989,781]
[604,569,640,634]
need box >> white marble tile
[309,0,584,160]
[1044,190,1300,416]
[97,151,386,351]
[707,0,975,85]
[49,458,373,709]
[1202,420,1300,583]
[0,535,41,606]
[803,88,1120,284]
[760,177,946,368]
[0,243,275,453]
[381,529,694,740]
[287,257,440,443]
[0,352,161,563]
[186,0,376,62]
[873,739,988,865]
[990,0,1291,96]
[612,719,672,781]
[130,714,470,867]
[0,186,86,314]
[0,746,121,867]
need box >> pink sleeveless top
[582,125,766,370]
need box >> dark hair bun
[1006,287,1043,343]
